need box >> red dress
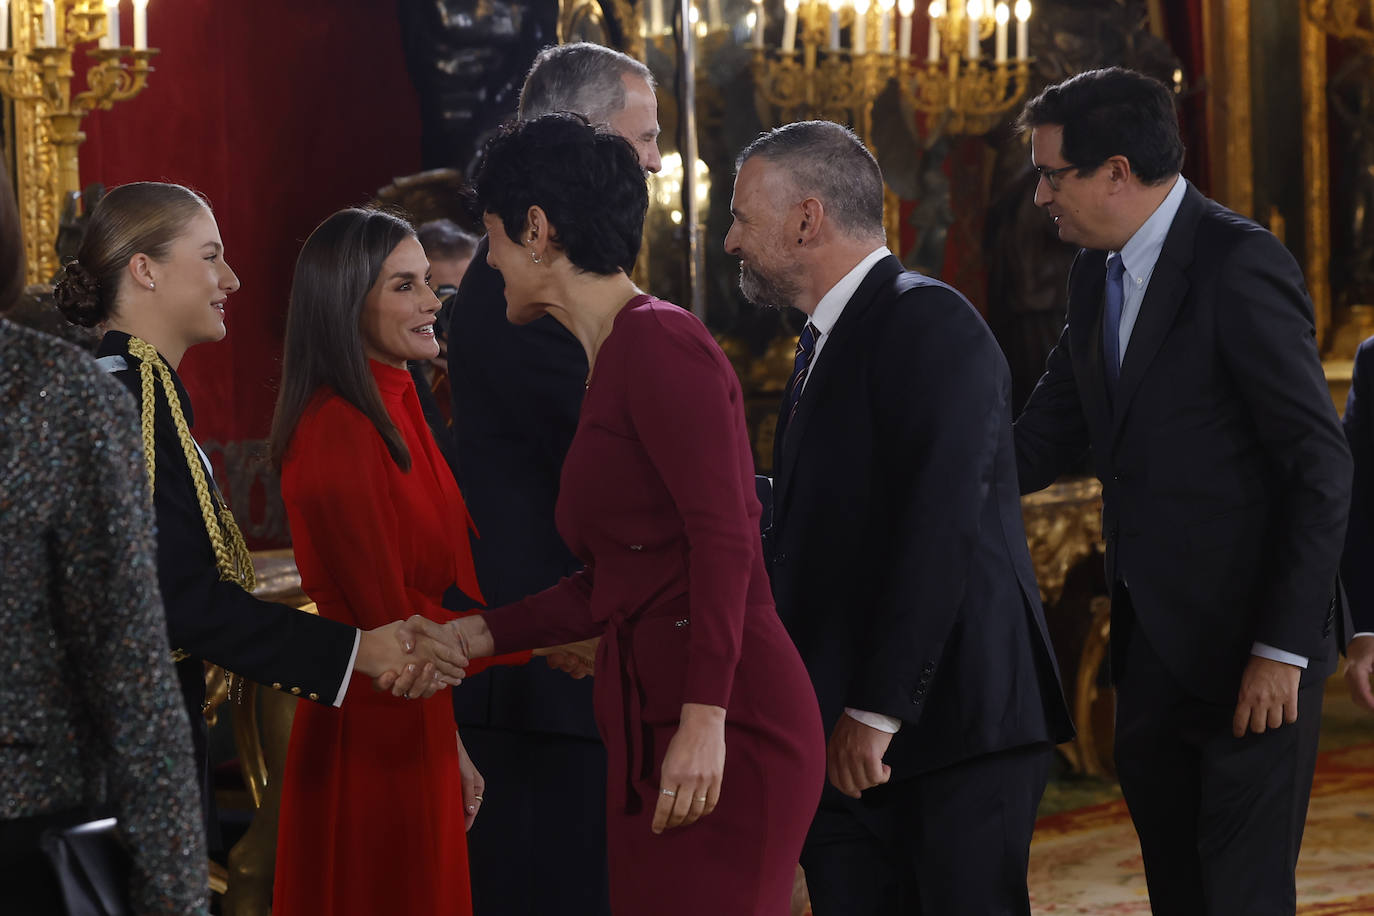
[484,297,827,915]
[273,361,527,916]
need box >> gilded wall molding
[1204,0,1254,217]
[1302,17,1333,351]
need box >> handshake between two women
[358,614,599,699]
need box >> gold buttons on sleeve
[272,683,283,690]
[308,693,319,701]
[291,687,301,695]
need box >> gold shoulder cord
[127,337,256,702]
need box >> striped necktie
[779,323,819,441]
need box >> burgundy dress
[484,296,825,915]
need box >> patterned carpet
[1028,691,1374,914]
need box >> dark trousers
[801,742,1051,916]
[1113,614,1323,916]
[460,727,611,916]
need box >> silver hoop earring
[530,250,541,265]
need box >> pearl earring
[149,283,155,290]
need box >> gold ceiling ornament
[0,0,157,284]
[1305,0,1374,48]
[895,0,1033,136]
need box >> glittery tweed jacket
[0,320,209,915]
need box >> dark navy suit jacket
[1341,337,1374,640]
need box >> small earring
[530,250,541,264]
[149,282,155,290]
[797,238,803,245]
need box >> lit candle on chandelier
[1014,0,1030,60]
[648,0,664,34]
[0,0,10,52]
[132,0,148,50]
[101,0,120,50]
[828,0,841,51]
[927,1,943,63]
[897,0,914,58]
[751,0,765,48]
[966,0,982,61]
[994,1,1008,63]
[782,0,799,53]
[40,0,56,47]
[853,0,870,54]
[878,0,894,54]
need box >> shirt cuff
[333,629,362,707]
[1352,631,1374,647]
[844,708,902,734]
[1251,641,1309,670]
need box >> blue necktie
[780,323,818,441]
[1102,255,1125,398]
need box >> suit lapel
[774,255,904,517]
[1109,185,1202,445]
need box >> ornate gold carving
[0,1,157,283]
[1019,477,1103,607]
[1204,0,1254,216]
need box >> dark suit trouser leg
[1114,623,1323,916]
[802,743,1051,916]
[460,727,611,916]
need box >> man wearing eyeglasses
[1013,67,1352,916]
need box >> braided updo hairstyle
[53,182,209,327]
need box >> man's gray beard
[738,262,801,310]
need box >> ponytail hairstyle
[270,207,416,471]
[52,182,209,326]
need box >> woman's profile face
[147,208,240,347]
[482,212,548,325]
[359,236,441,369]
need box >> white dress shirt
[1106,178,1308,670]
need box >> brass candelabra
[0,0,157,283]
[894,0,1032,136]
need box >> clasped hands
[358,614,600,700]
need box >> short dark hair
[519,42,655,125]
[416,219,478,262]
[1017,67,1184,186]
[474,114,647,276]
[270,208,416,471]
[736,120,886,241]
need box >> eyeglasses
[1034,163,1078,191]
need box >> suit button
[291,687,301,695]
[309,693,320,702]
[272,683,282,691]
[775,552,788,565]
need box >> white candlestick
[0,0,10,52]
[853,2,869,53]
[1015,0,1030,60]
[752,1,764,48]
[994,3,1007,62]
[708,0,723,28]
[41,0,55,46]
[101,0,119,49]
[829,10,840,50]
[966,1,980,60]
[879,10,891,54]
[898,0,914,58]
[649,0,664,34]
[132,0,147,49]
[782,1,798,53]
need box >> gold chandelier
[0,0,157,283]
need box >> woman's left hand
[457,731,485,832]
[652,703,726,835]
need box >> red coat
[274,361,526,916]
[485,297,826,915]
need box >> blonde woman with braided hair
[53,181,473,842]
